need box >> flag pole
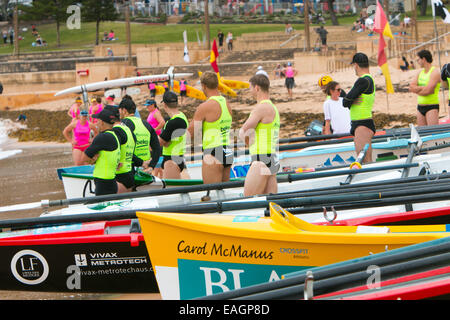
[432,1,447,117]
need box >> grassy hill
[0,7,436,56]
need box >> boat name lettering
[279,248,309,255]
[177,241,208,255]
[177,241,274,259]
[211,243,274,260]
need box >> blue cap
[144,99,156,106]
[80,110,88,116]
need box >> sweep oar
[197,237,450,300]
[0,162,418,213]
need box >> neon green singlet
[417,66,440,105]
[125,116,151,161]
[202,96,232,150]
[249,100,280,155]
[93,131,120,180]
[350,74,375,121]
[114,124,135,174]
[162,112,189,156]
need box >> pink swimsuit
[73,120,90,151]
[149,82,156,90]
[180,81,186,91]
[147,109,161,135]
[70,104,80,119]
[285,67,294,78]
[89,104,103,123]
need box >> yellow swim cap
[318,75,333,87]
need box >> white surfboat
[43,151,450,220]
[58,130,450,199]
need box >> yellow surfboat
[137,203,450,300]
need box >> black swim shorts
[94,178,118,196]
[285,77,295,89]
[203,146,234,167]
[350,119,376,136]
[180,90,187,97]
[417,104,439,117]
[116,171,135,189]
[251,154,280,175]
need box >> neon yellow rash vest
[125,116,151,161]
[202,96,232,149]
[350,74,375,121]
[162,112,189,156]
[249,100,280,155]
[417,66,440,105]
[93,131,120,180]
[114,124,135,174]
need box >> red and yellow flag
[210,39,219,73]
[374,0,394,94]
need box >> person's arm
[409,70,421,94]
[239,106,264,147]
[415,68,441,96]
[323,101,332,135]
[62,120,76,144]
[342,77,369,109]
[139,120,162,170]
[441,64,449,88]
[153,110,166,132]
[80,133,112,165]
[187,101,209,145]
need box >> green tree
[80,0,119,45]
[19,0,75,47]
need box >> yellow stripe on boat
[136,203,450,300]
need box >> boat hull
[0,220,158,293]
[136,205,450,299]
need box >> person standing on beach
[239,74,280,197]
[80,108,121,196]
[159,91,189,179]
[68,97,83,119]
[145,99,165,135]
[89,97,103,125]
[343,53,376,163]
[104,105,136,194]
[323,81,351,135]
[188,71,233,185]
[148,80,156,98]
[118,97,161,176]
[179,78,187,106]
[217,30,224,52]
[409,50,441,126]
[283,62,297,100]
[226,32,233,51]
[63,110,97,166]
[441,63,450,117]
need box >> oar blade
[0,201,43,213]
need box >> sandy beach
[0,64,449,300]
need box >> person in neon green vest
[343,53,376,163]
[159,91,190,180]
[80,108,121,196]
[187,71,233,185]
[440,63,450,119]
[239,74,280,197]
[409,50,441,126]
[103,105,136,194]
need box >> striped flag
[210,39,219,73]
[373,0,394,94]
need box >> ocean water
[0,119,23,160]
